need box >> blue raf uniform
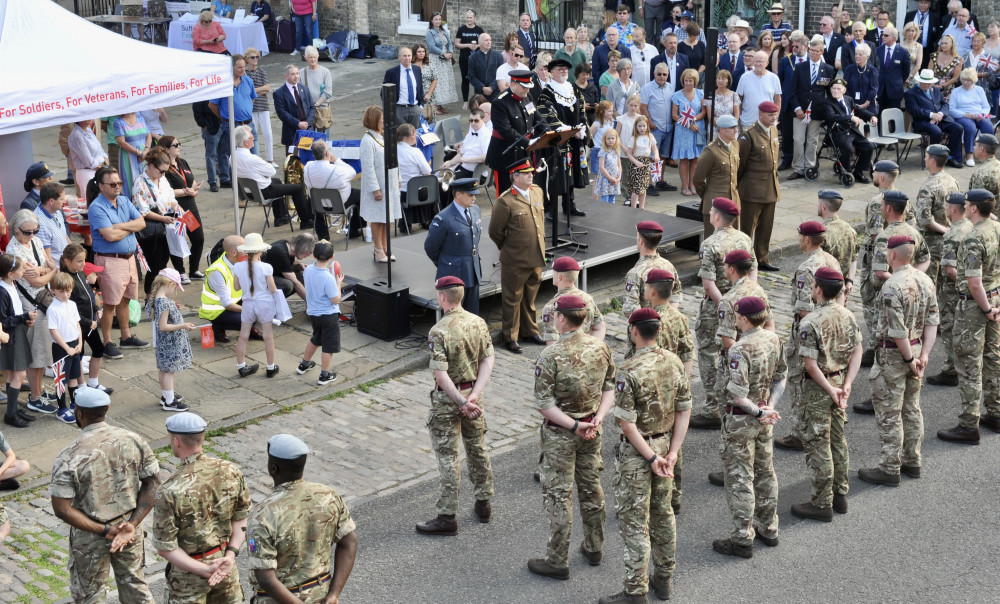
[424,178,484,314]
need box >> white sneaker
[180,275,192,285]
[966,158,976,167]
[290,49,300,56]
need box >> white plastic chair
[881,108,921,168]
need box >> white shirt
[0,281,22,316]
[68,125,108,171]
[233,259,275,303]
[630,43,656,88]
[47,297,81,344]
[459,124,491,171]
[736,69,781,126]
[206,256,238,308]
[235,146,276,189]
[496,62,516,86]
[302,157,357,206]
[396,143,432,192]
[397,65,418,105]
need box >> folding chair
[438,116,464,148]
[472,163,494,208]
[401,175,441,235]
[881,108,921,168]
[310,187,355,250]
[864,123,897,165]
[146,0,169,43]
[237,178,289,235]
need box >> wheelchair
[803,122,861,188]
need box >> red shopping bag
[200,325,215,349]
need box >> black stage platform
[338,202,702,315]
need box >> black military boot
[712,538,753,559]
[599,591,650,604]
[853,399,875,414]
[900,465,921,478]
[688,414,722,429]
[937,425,980,444]
[708,471,725,486]
[833,494,848,514]
[860,349,875,367]
[979,416,1000,433]
[754,532,779,547]
[474,500,491,523]
[415,514,458,536]
[650,575,673,600]
[773,435,804,451]
[858,467,901,486]
[580,542,602,566]
[791,501,834,522]
[926,371,958,386]
[527,558,569,580]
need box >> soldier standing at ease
[737,101,782,271]
[774,222,839,451]
[817,189,859,286]
[790,268,863,522]
[621,220,683,316]
[689,198,756,430]
[529,295,615,580]
[968,133,1000,200]
[50,388,159,604]
[937,189,1000,445]
[416,276,495,534]
[599,308,691,604]
[248,435,357,603]
[713,296,786,559]
[926,193,973,387]
[153,413,249,603]
[540,256,605,345]
[859,160,901,368]
[859,236,938,487]
[914,144,960,285]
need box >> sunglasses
[470,118,482,123]
[247,55,259,59]
[19,228,40,236]
[514,53,524,58]
[103,181,123,188]
[170,143,181,148]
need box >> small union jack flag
[802,101,813,125]
[171,219,187,238]
[52,356,67,397]
[679,105,697,129]
[136,244,150,272]
[979,54,999,72]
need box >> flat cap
[555,294,587,312]
[887,235,915,249]
[552,256,581,272]
[712,197,739,216]
[926,144,950,157]
[882,190,909,203]
[873,159,899,173]
[717,114,739,128]
[165,412,207,434]
[75,387,111,408]
[636,220,663,232]
[976,133,999,147]
[758,100,779,113]
[814,267,844,281]
[435,275,465,289]
[735,296,767,315]
[724,249,753,264]
[449,177,480,195]
[268,434,309,459]
[628,308,661,324]
[509,69,534,87]
[818,189,843,200]
[645,268,674,283]
[946,192,967,205]
[967,188,996,202]
[797,220,826,235]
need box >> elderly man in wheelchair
[816,77,877,185]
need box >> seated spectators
[948,67,996,166]
[302,140,361,240]
[904,69,965,167]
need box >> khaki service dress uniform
[693,137,740,239]
[737,120,781,263]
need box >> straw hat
[238,232,270,254]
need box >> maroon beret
[813,267,844,282]
[628,307,661,324]
[724,249,753,264]
[758,100,779,113]
[435,276,465,289]
[712,197,740,216]
[887,235,915,249]
[735,296,767,315]
[636,220,663,233]
[552,256,581,272]
[645,269,674,283]
[798,220,827,235]
[555,294,587,312]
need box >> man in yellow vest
[200,234,259,343]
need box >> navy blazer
[843,62,880,113]
[592,42,626,82]
[272,83,316,146]
[875,44,911,101]
[649,51,690,88]
[716,51,747,89]
[839,39,876,71]
[517,28,537,69]
[822,33,845,66]
[777,54,802,114]
[468,49,505,99]
[381,64,425,107]
[904,84,954,124]
[788,60,835,114]
[424,202,483,286]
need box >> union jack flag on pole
[51,356,67,397]
[679,105,697,129]
[803,102,812,125]
[136,244,150,272]
[979,54,999,72]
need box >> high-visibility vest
[199,256,242,320]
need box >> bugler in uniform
[968,133,1000,200]
[736,101,782,265]
[926,193,973,387]
[49,388,159,604]
[540,256,605,344]
[693,114,742,239]
[816,189,859,282]
[622,220,683,316]
[416,276,495,535]
[153,413,250,603]
[914,144,960,285]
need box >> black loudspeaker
[354,278,410,341]
[674,200,704,252]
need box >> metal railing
[525,0,585,47]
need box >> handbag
[303,69,334,129]
[15,241,53,312]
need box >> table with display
[167,19,269,55]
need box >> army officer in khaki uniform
[738,101,782,271]
[693,114,741,239]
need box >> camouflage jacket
[428,306,494,386]
[969,157,1000,201]
[798,300,862,375]
[534,330,615,418]
[872,221,930,274]
[698,226,756,295]
[914,170,959,236]
[821,216,858,278]
[940,217,973,296]
[877,265,940,342]
[622,254,682,315]
[724,327,787,405]
[792,248,840,315]
[624,302,694,362]
[717,277,770,343]
[613,346,692,435]
[956,217,1000,295]
[540,287,603,342]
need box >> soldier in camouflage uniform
[152,413,249,603]
[49,388,158,604]
[690,198,757,429]
[774,222,839,451]
[859,236,939,487]
[913,144,960,285]
[938,190,1000,445]
[790,268,863,522]
[417,276,495,535]
[969,133,1000,200]
[540,256,605,345]
[599,308,691,604]
[926,193,973,387]
[248,434,357,603]
[621,221,683,316]
[713,296,786,559]
[529,295,616,580]
[859,160,901,367]
[816,189,858,285]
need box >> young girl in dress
[233,233,278,379]
[0,255,33,428]
[616,94,641,204]
[627,116,660,210]
[594,128,622,204]
[588,100,615,191]
[150,269,193,412]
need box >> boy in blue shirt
[297,241,345,385]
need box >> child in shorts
[47,272,82,424]
[233,233,278,378]
[297,241,345,385]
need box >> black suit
[822,33,845,67]
[487,90,538,194]
[382,64,424,128]
[272,82,315,147]
[517,28,537,69]
[788,60,834,175]
[839,39,876,72]
[906,10,942,68]
[468,49,505,100]
[817,95,876,175]
[864,27,885,44]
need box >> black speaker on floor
[354,278,410,341]
[674,201,704,252]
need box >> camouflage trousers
[720,413,778,547]
[613,437,675,596]
[784,326,805,441]
[937,284,959,375]
[165,550,243,604]
[800,377,849,508]
[870,348,924,474]
[859,273,880,351]
[954,298,1000,429]
[427,390,494,515]
[925,235,943,287]
[540,424,605,568]
[68,523,154,604]
[693,298,720,419]
[251,580,328,604]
